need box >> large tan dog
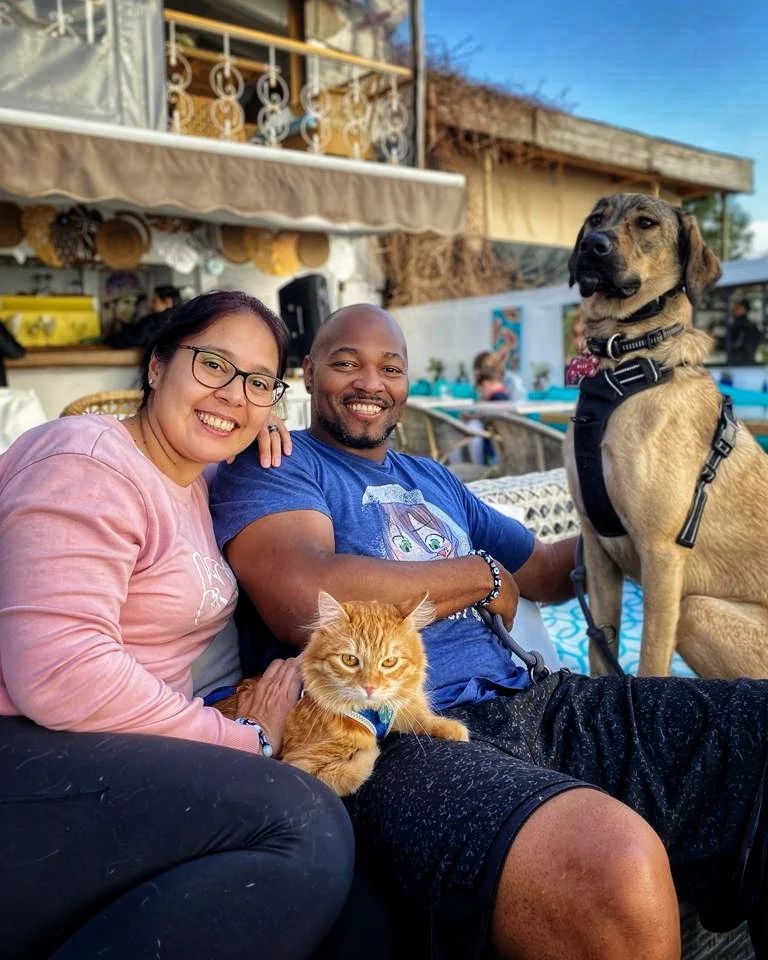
[564,193,768,678]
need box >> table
[407,397,576,418]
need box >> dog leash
[677,394,739,548]
[475,605,551,684]
[569,536,626,677]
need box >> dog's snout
[579,231,613,257]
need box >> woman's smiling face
[145,309,280,484]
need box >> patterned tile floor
[540,579,696,677]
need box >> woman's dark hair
[138,290,289,407]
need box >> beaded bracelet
[470,548,502,607]
[234,717,274,757]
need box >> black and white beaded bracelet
[470,548,502,607]
[235,716,274,757]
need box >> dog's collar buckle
[607,333,622,361]
[646,328,664,348]
[587,322,684,361]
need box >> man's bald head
[309,304,407,361]
[303,303,409,460]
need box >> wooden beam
[287,0,304,113]
[164,8,412,78]
[430,73,752,194]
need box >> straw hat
[219,224,249,264]
[95,216,147,270]
[243,227,301,276]
[21,204,63,268]
[0,202,23,248]
[272,231,301,276]
[297,231,330,268]
[243,226,277,273]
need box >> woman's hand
[234,656,303,756]
[255,415,292,468]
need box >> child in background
[475,369,510,402]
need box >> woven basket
[21,204,63,268]
[243,226,275,272]
[96,219,143,269]
[297,231,330,268]
[59,389,143,419]
[271,231,300,276]
[219,224,249,264]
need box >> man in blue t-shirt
[211,304,768,960]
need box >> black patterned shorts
[346,670,768,960]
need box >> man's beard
[316,409,397,450]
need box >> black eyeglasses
[179,345,289,407]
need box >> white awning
[0,108,465,235]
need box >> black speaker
[278,273,330,366]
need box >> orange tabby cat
[280,591,469,796]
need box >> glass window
[694,283,768,366]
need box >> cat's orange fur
[281,592,469,795]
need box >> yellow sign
[0,295,100,347]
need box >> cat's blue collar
[346,705,395,741]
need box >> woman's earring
[148,378,155,387]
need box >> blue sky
[423,0,768,253]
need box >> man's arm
[514,536,578,605]
[226,509,520,645]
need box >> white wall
[392,283,574,388]
[392,256,768,389]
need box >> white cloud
[748,219,768,258]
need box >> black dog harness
[572,280,739,548]
[573,358,739,547]
[573,357,672,538]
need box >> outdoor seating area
[395,401,566,480]
[392,404,497,481]
[481,410,565,474]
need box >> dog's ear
[568,223,585,288]
[678,209,722,304]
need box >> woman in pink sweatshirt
[0,291,357,960]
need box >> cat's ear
[403,593,436,631]
[314,590,350,629]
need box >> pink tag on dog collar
[565,353,601,385]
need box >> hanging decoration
[50,205,103,267]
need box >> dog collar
[587,322,685,361]
[616,284,685,324]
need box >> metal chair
[481,410,565,474]
[59,389,143,419]
[393,404,499,482]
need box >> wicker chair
[393,404,498,482]
[480,410,565,474]
[469,468,755,960]
[59,389,143,419]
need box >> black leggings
[0,717,356,960]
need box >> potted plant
[530,361,552,394]
[427,356,448,397]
